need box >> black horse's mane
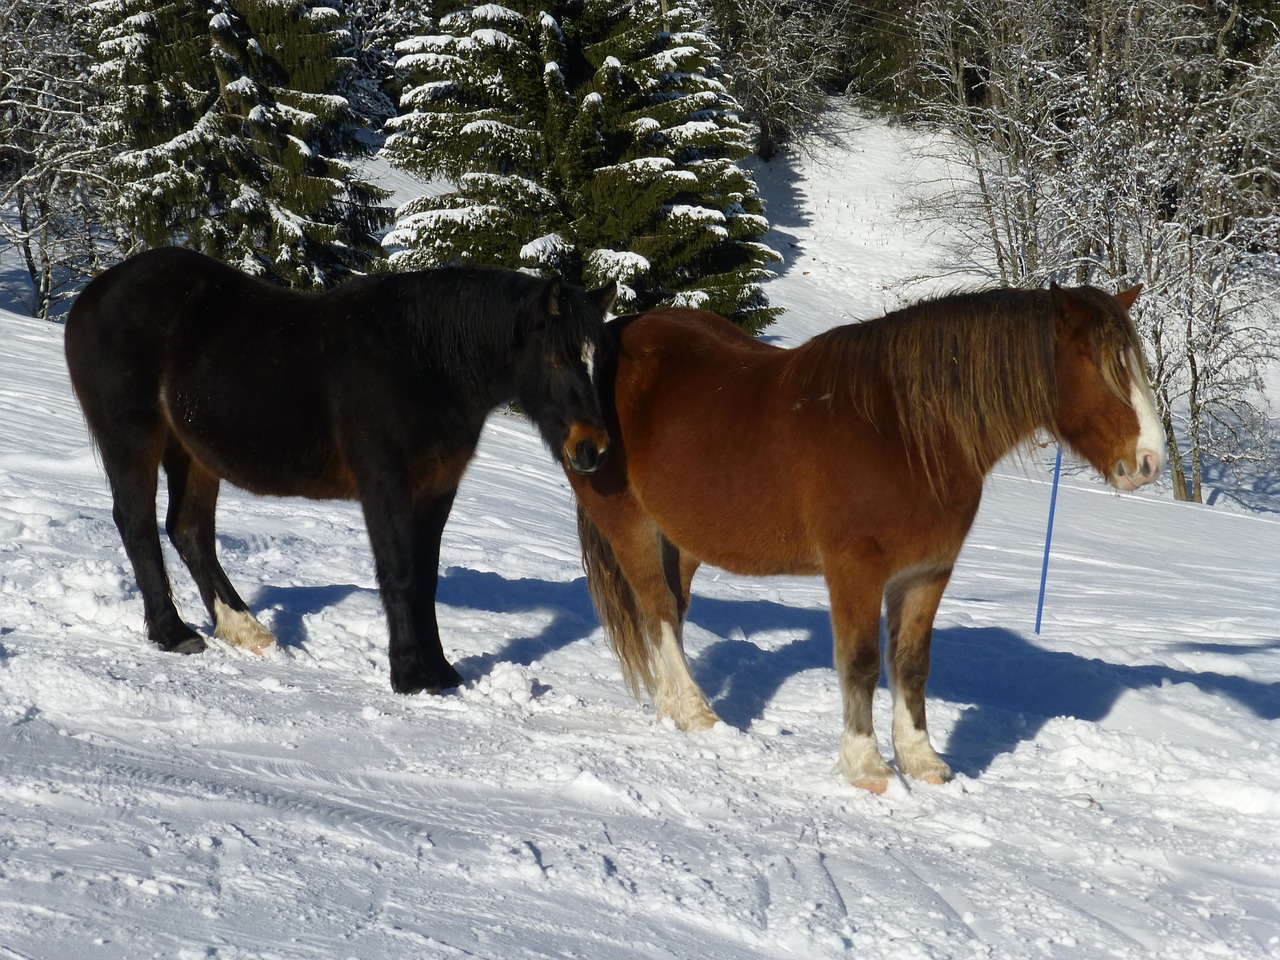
[359,268,592,385]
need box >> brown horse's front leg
[360,474,461,694]
[827,558,894,793]
[885,566,954,786]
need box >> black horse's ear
[593,280,618,317]
[542,278,563,319]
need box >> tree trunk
[1164,412,1190,501]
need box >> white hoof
[840,732,894,794]
[213,598,277,655]
[894,732,953,785]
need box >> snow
[2,112,1280,958]
[520,233,571,263]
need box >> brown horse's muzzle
[564,423,609,474]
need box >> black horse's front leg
[359,471,461,695]
[404,488,462,693]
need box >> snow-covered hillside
[1,116,1278,959]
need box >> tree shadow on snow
[745,151,814,286]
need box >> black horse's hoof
[164,636,207,655]
[392,662,463,695]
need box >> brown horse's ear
[1050,282,1090,338]
[1115,284,1142,310]
[543,278,563,318]
[593,280,618,317]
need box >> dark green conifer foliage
[94,0,389,287]
[383,0,780,332]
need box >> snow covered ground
[2,114,1279,959]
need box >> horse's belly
[162,380,354,499]
[639,479,820,577]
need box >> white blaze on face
[581,339,597,382]
[1129,349,1165,474]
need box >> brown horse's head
[1051,284,1164,490]
[516,278,617,475]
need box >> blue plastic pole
[1035,445,1063,635]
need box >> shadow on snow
[250,568,1280,779]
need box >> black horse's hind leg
[360,472,462,694]
[162,443,276,653]
[98,434,206,654]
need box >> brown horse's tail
[576,504,655,700]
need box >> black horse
[65,247,615,694]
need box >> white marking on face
[581,339,597,382]
[1128,350,1165,471]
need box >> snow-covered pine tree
[342,0,431,124]
[383,0,780,332]
[92,0,389,287]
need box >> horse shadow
[251,568,599,675]
[250,583,367,647]
[248,570,1280,778]
[927,626,1280,776]
[686,598,1280,777]
[435,568,600,678]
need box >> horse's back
[66,248,275,393]
[65,249,354,495]
[602,306,980,577]
[614,307,777,361]
[66,249,234,437]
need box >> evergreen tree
[383,0,780,332]
[92,0,390,287]
[343,0,432,123]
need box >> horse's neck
[402,310,522,406]
[791,312,1050,484]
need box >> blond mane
[791,287,1144,492]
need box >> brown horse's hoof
[851,777,890,795]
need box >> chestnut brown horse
[568,284,1163,793]
[66,247,615,695]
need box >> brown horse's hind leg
[163,443,275,654]
[826,554,894,792]
[652,537,717,730]
[885,566,954,785]
[578,493,717,730]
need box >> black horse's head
[516,278,617,475]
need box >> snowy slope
[2,116,1279,960]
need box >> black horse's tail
[576,504,654,700]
